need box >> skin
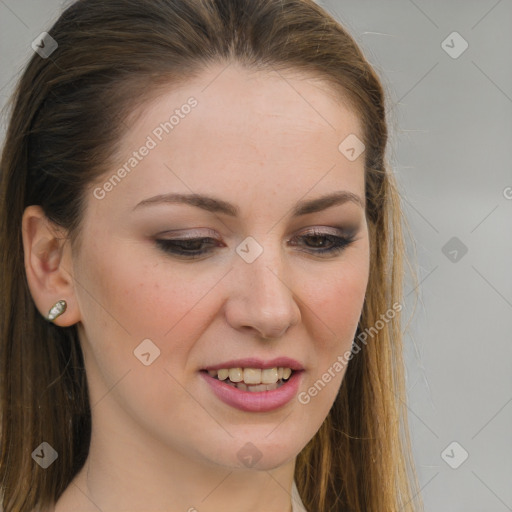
[22,62,370,512]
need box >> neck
[55,410,296,512]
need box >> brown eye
[289,233,356,256]
[288,226,358,256]
[155,237,220,259]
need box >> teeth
[247,383,271,392]
[243,368,261,384]
[224,381,281,392]
[228,368,243,382]
[217,369,230,381]
[261,368,278,384]
[208,367,294,385]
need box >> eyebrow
[132,190,365,216]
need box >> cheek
[75,239,228,373]
[73,240,216,411]
[78,237,191,332]
[295,263,367,414]
[299,257,369,350]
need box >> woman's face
[71,63,369,472]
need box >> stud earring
[46,300,67,322]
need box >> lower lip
[200,371,303,412]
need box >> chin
[203,433,308,472]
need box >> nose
[224,241,301,340]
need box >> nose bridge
[238,231,287,286]
[228,233,301,338]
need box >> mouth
[199,358,305,412]
[201,367,295,392]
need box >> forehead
[131,62,363,143]
[88,63,365,220]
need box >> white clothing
[291,480,308,512]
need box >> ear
[21,205,81,326]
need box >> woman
[0,0,423,510]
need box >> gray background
[1,0,511,510]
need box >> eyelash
[155,229,357,260]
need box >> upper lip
[202,357,304,371]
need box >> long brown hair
[0,0,422,510]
